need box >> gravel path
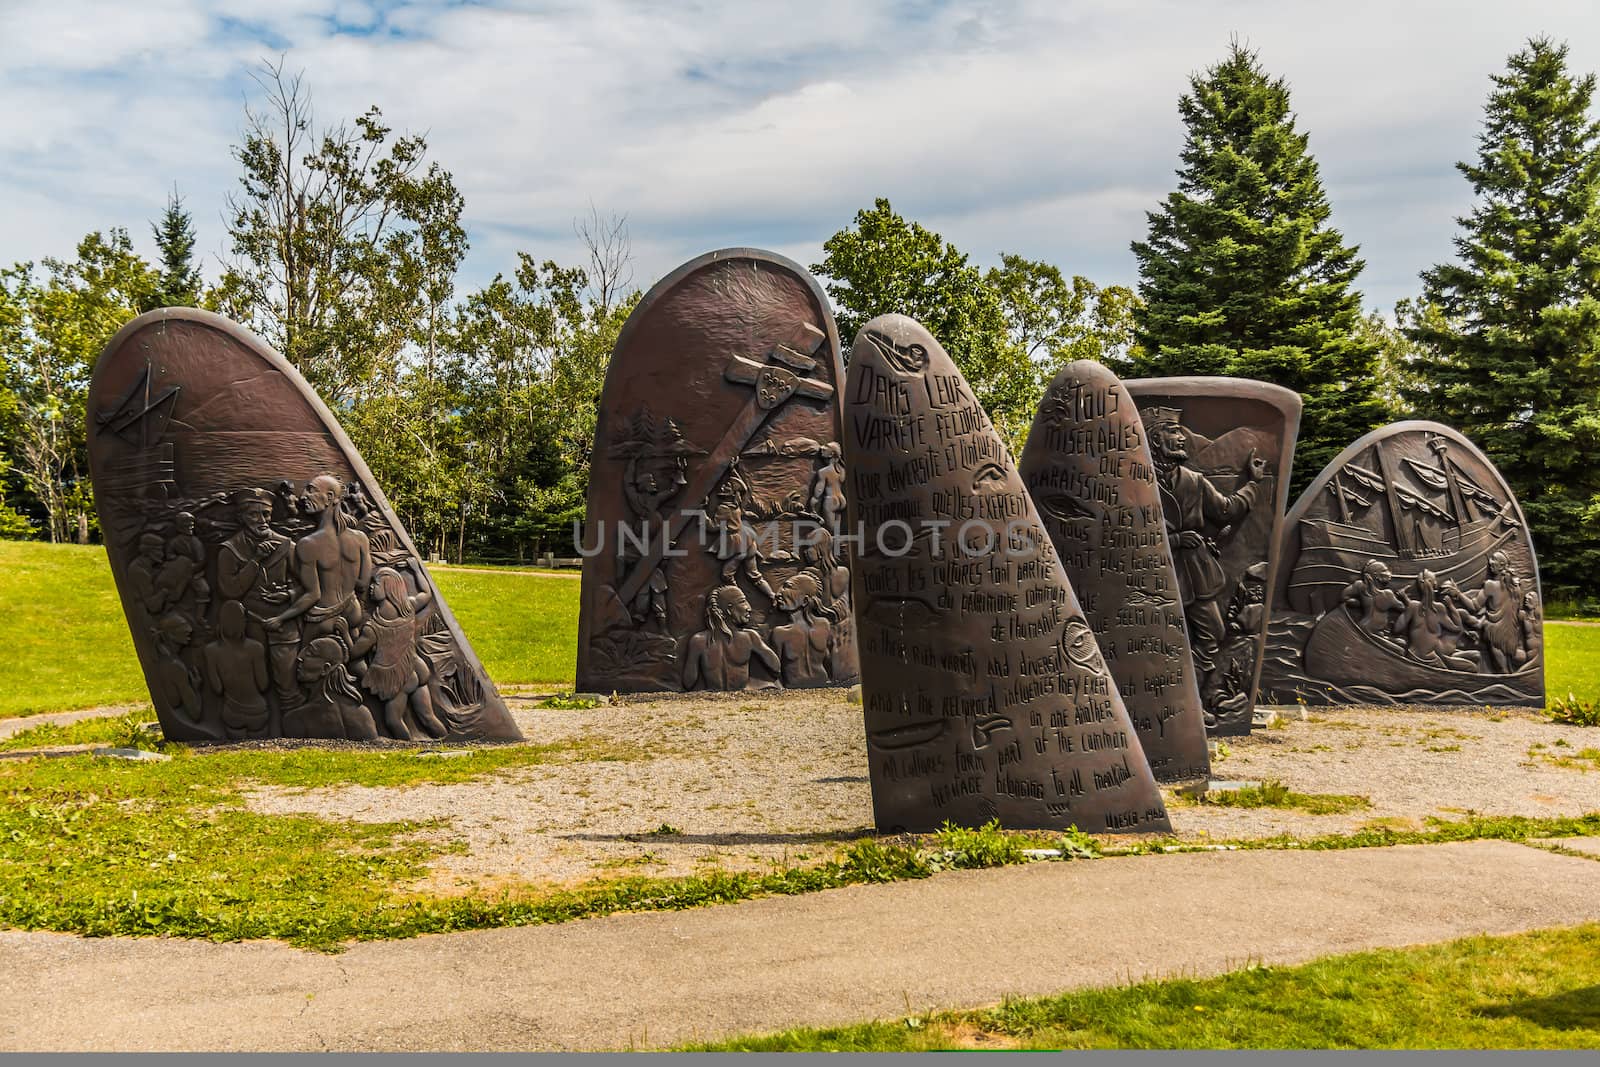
[242,694,1600,891]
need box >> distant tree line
[2,40,1597,597]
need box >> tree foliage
[214,59,467,408]
[142,187,203,311]
[1404,37,1600,596]
[0,231,156,542]
[1131,41,1385,489]
[814,198,1140,447]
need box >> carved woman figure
[681,585,780,691]
[771,572,834,687]
[808,442,847,532]
[151,612,213,737]
[800,526,856,679]
[1463,551,1521,673]
[293,634,380,741]
[1341,559,1407,637]
[202,601,270,738]
[346,567,448,740]
[1516,590,1542,666]
[1393,570,1475,670]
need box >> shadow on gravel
[565,829,873,846]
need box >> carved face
[1365,561,1392,586]
[239,501,271,538]
[1153,424,1188,462]
[726,588,752,625]
[303,475,341,514]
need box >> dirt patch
[244,690,874,892]
[241,697,1600,891]
[1181,707,1600,840]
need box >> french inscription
[1020,362,1210,781]
[844,315,1171,834]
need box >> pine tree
[1131,42,1385,490]
[1405,37,1600,599]
[143,186,202,311]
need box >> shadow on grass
[1475,985,1600,1031]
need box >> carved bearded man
[1145,411,1267,675]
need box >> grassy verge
[1174,779,1370,815]
[3,731,1599,951]
[0,541,580,718]
[0,706,158,753]
[685,925,1600,1049]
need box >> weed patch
[1176,779,1370,815]
[1546,693,1600,728]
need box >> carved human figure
[128,532,171,615]
[1148,417,1267,673]
[150,612,205,731]
[294,635,380,741]
[216,488,301,708]
[1462,550,1522,673]
[203,600,270,738]
[802,526,857,680]
[1342,560,1408,636]
[809,442,847,531]
[707,458,775,601]
[158,511,210,614]
[621,455,682,628]
[1517,591,1543,666]
[681,585,780,691]
[1395,570,1474,669]
[771,572,833,687]
[271,475,372,644]
[344,566,446,740]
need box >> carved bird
[862,328,930,374]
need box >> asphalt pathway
[3,840,1599,1051]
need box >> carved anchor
[613,323,834,608]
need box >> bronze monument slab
[1124,377,1301,736]
[1259,421,1543,707]
[844,314,1171,834]
[576,249,857,694]
[87,308,521,743]
[1019,361,1211,782]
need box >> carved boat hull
[1302,604,1540,706]
[1288,517,1516,615]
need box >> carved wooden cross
[614,323,834,607]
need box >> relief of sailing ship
[1287,434,1520,615]
[1270,423,1543,706]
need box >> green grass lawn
[0,541,579,718]
[1546,622,1600,706]
[689,924,1600,1050]
[1,540,1597,718]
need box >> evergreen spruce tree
[1405,37,1600,599]
[1131,42,1384,490]
[143,186,202,311]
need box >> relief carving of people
[1147,415,1267,676]
[681,585,780,691]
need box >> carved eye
[972,463,1006,488]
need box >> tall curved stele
[1259,420,1544,707]
[1019,361,1211,783]
[844,314,1170,834]
[87,308,521,743]
[576,249,858,694]
[1123,377,1302,736]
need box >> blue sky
[4,0,1600,313]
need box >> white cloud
[4,0,1600,311]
